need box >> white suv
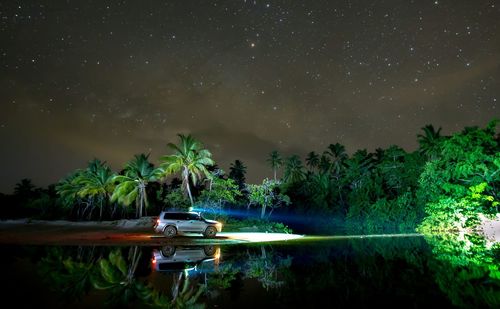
[152,245,220,272]
[154,211,222,238]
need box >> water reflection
[2,235,499,308]
[152,245,220,273]
[423,233,500,308]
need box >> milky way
[1,1,499,192]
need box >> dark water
[1,235,499,308]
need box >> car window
[164,213,183,220]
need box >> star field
[0,0,499,192]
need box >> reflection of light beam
[219,233,422,243]
[302,233,423,241]
[221,232,305,243]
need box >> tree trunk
[143,185,149,216]
[260,204,266,219]
[184,173,194,206]
[139,191,143,217]
[99,196,103,221]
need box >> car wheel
[203,245,216,256]
[161,245,176,257]
[164,225,177,238]
[204,226,217,238]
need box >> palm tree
[267,150,283,181]
[111,154,160,217]
[76,159,115,220]
[325,143,348,176]
[159,134,214,206]
[305,151,320,171]
[318,154,331,174]
[14,178,36,198]
[345,150,375,190]
[283,155,305,183]
[56,172,81,206]
[229,159,247,189]
[417,124,443,159]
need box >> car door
[186,213,206,232]
[172,213,190,232]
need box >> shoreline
[0,216,499,246]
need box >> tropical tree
[14,178,36,198]
[417,120,500,232]
[198,177,241,219]
[56,170,86,218]
[76,159,115,220]
[267,150,283,181]
[417,124,443,160]
[247,179,290,219]
[111,154,159,218]
[283,155,305,184]
[305,151,320,171]
[229,159,247,190]
[159,134,214,206]
[318,154,331,174]
[325,143,348,176]
[206,165,224,191]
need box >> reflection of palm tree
[267,150,283,181]
[171,271,205,308]
[159,134,214,206]
[38,247,95,302]
[91,247,149,306]
[111,154,160,217]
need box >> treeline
[1,120,498,234]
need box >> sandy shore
[478,214,500,245]
[1,216,499,246]
[0,217,157,246]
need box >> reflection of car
[153,211,223,238]
[152,245,220,272]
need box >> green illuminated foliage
[111,154,160,217]
[424,234,500,308]
[247,178,290,219]
[417,120,500,233]
[56,159,115,220]
[198,177,242,219]
[159,134,214,206]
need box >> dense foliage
[1,120,498,236]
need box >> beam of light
[189,206,346,228]
[220,232,305,243]
[149,232,422,245]
[189,207,253,218]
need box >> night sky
[1,1,499,193]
